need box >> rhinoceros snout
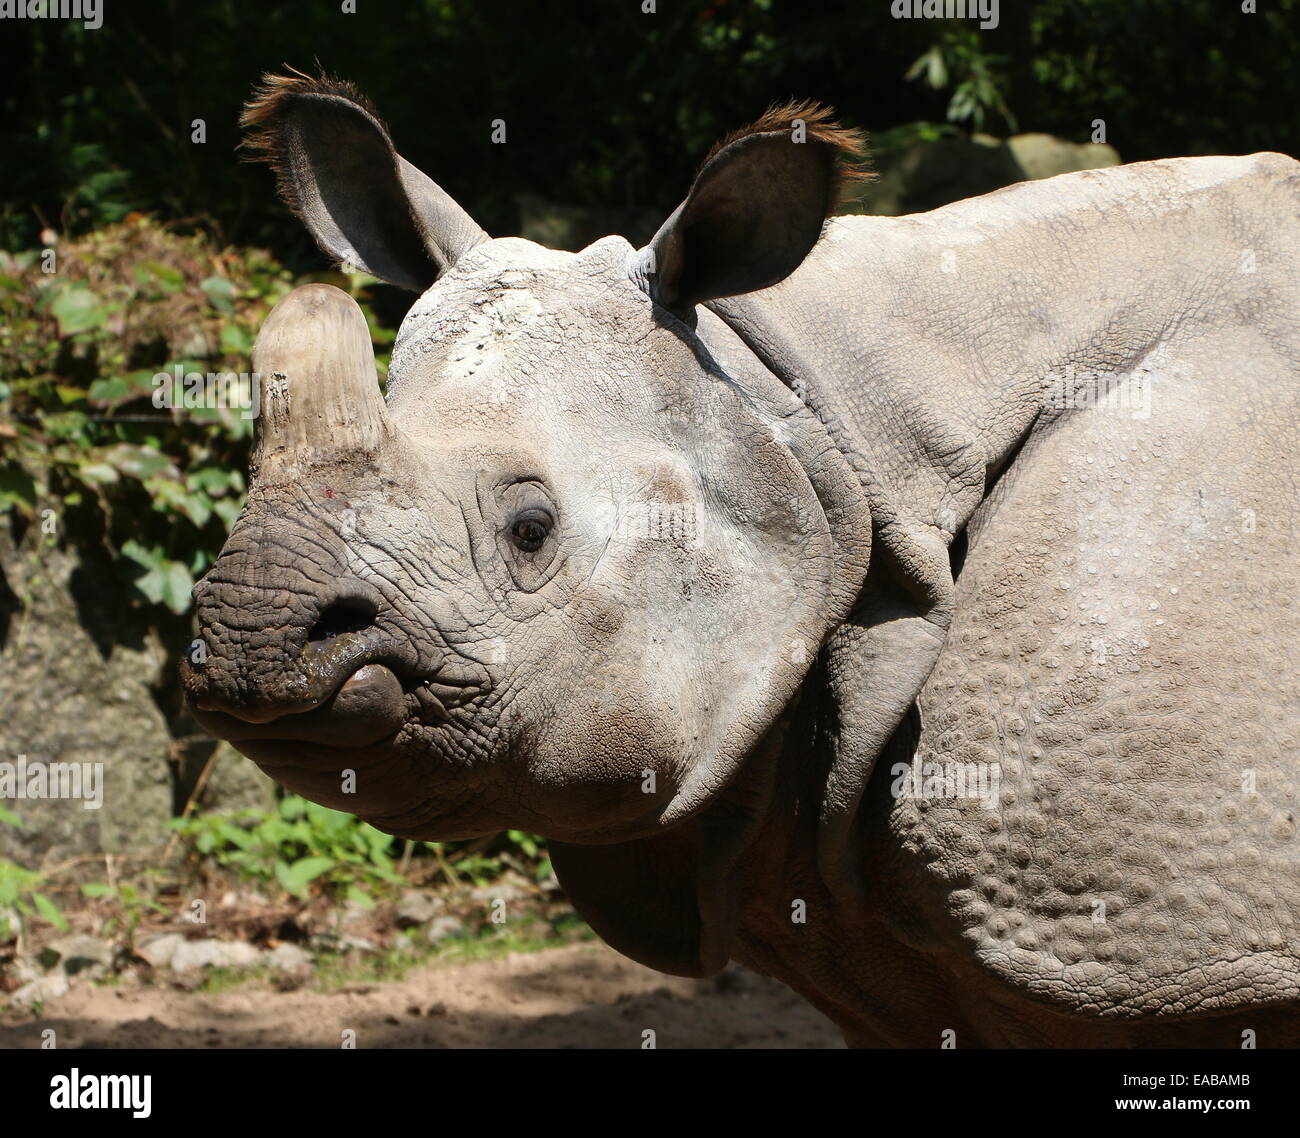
[183,570,411,741]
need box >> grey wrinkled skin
[186,78,1300,1047]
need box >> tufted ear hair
[634,100,870,313]
[241,70,488,292]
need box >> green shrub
[0,216,394,618]
[169,795,406,906]
[0,806,67,941]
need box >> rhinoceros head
[184,74,871,873]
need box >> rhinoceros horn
[249,283,391,482]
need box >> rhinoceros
[184,73,1300,1047]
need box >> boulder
[847,127,1121,217]
[38,933,114,979]
[12,969,69,1008]
[425,915,467,944]
[136,932,184,969]
[394,889,443,928]
[168,937,262,972]
[265,942,313,971]
[0,515,274,864]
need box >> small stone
[137,933,185,969]
[43,934,114,979]
[340,900,373,929]
[13,971,69,1008]
[13,959,41,985]
[468,878,527,905]
[170,938,229,972]
[309,931,341,953]
[426,916,467,944]
[265,942,313,971]
[216,941,262,968]
[395,890,443,928]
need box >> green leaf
[219,323,253,355]
[200,276,236,314]
[276,855,334,896]
[0,804,24,828]
[188,466,241,496]
[88,370,159,409]
[147,478,213,527]
[31,892,68,932]
[217,823,254,850]
[345,885,375,909]
[139,261,184,294]
[158,559,195,614]
[50,284,108,335]
[0,465,38,513]
[77,462,120,486]
[212,497,242,529]
[103,443,176,482]
[122,538,166,572]
[80,882,115,898]
[123,542,193,613]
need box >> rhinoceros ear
[241,71,488,292]
[635,101,868,312]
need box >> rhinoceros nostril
[308,596,379,643]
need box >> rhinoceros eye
[509,508,552,553]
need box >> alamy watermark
[1042,363,1153,420]
[0,0,101,30]
[891,759,1002,810]
[153,365,261,419]
[891,0,999,31]
[0,754,103,810]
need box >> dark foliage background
[2,0,1296,261]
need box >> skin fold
[184,73,1300,1047]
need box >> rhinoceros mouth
[188,631,490,752]
[192,662,409,750]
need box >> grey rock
[394,889,443,928]
[425,916,467,944]
[216,941,262,968]
[12,958,42,985]
[846,129,1122,218]
[169,938,227,972]
[265,942,313,971]
[136,932,184,969]
[339,899,373,929]
[12,970,69,1008]
[168,937,262,972]
[41,934,113,978]
[0,517,174,863]
[0,517,273,866]
[1005,132,1121,181]
[468,876,528,906]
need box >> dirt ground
[0,941,842,1049]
